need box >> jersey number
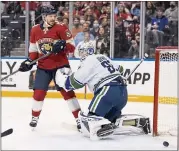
[101,60,115,73]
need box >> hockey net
[153,46,178,136]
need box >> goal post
[153,46,178,136]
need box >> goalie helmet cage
[153,46,178,137]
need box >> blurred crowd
[1,1,178,58]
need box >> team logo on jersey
[37,38,54,54]
[87,48,94,55]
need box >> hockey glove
[55,69,68,90]
[52,40,66,54]
[19,59,35,72]
[59,67,72,75]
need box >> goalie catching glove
[19,59,35,72]
[55,67,72,91]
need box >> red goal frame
[153,46,178,136]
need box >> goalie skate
[29,116,39,129]
[97,123,116,137]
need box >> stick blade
[1,128,13,137]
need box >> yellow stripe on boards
[1,91,85,99]
[1,91,177,104]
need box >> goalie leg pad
[114,114,151,135]
[79,111,114,140]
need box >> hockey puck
[163,141,169,147]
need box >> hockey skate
[97,123,117,137]
[29,116,39,129]
[76,118,81,132]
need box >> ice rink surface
[1,97,177,150]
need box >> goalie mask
[75,45,95,61]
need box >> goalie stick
[1,128,13,137]
[1,52,51,81]
[123,53,149,80]
[125,53,149,80]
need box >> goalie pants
[88,85,127,122]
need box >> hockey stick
[1,53,51,81]
[124,53,149,80]
[1,128,13,137]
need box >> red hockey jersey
[29,23,75,70]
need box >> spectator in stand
[89,2,101,19]
[74,22,94,46]
[96,26,110,56]
[50,1,62,11]
[128,33,140,59]
[145,2,156,26]
[123,2,132,11]
[114,17,129,58]
[151,7,169,32]
[164,1,178,22]
[57,16,63,24]
[64,2,69,10]
[145,7,169,56]
[95,2,103,10]
[79,16,85,25]
[164,1,178,46]
[100,5,108,17]
[57,5,64,17]
[73,2,83,16]
[90,20,100,38]
[84,8,96,28]
[106,5,111,16]
[71,16,82,37]
[102,2,110,6]
[131,2,140,17]
[100,15,110,37]
[62,16,69,27]
[127,15,140,39]
[114,3,132,21]
[41,2,51,7]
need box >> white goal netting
[156,49,178,136]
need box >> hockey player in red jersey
[18,5,81,130]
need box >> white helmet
[74,44,95,60]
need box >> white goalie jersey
[66,54,121,92]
